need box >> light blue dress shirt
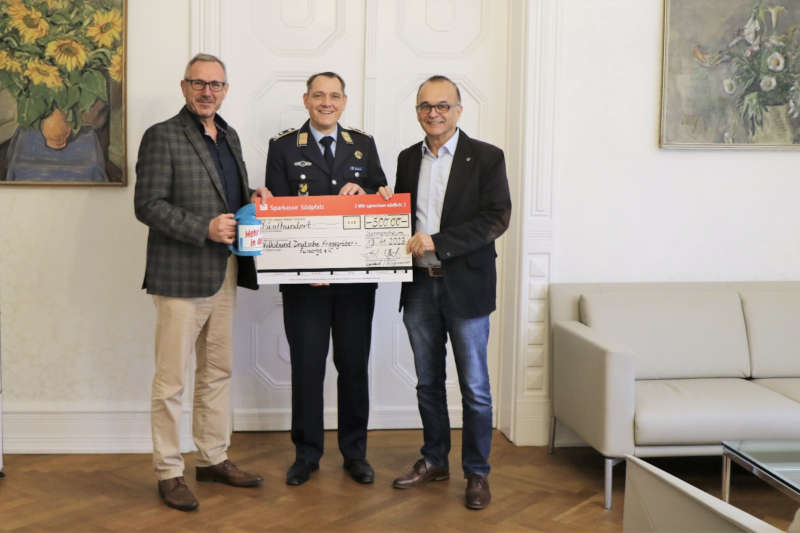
[309,123,337,158]
[415,128,460,267]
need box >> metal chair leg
[548,416,557,454]
[604,457,623,509]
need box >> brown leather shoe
[392,458,449,489]
[196,459,263,487]
[158,476,198,511]
[465,475,491,510]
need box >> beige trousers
[151,255,237,480]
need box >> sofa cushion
[635,379,800,445]
[740,290,800,378]
[753,378,800,403]
[579,291,750,379]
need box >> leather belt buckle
[427,266,443,278]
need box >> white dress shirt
[415,129,459,267]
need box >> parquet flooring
[0,430,797,531]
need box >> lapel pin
[354,150,363,159]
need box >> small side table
[722,440,800,504]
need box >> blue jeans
[402,274,492,477]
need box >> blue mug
[228,203,263,256]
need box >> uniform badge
[341,131,353,144]
[297,132,308,147]
[294,160,312,167]
[354,150,363,160]
[298,183,309,195]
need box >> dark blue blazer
[395,130,511,318]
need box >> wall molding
[2,404,195,454]
[190,0,222,55]
[499,0,561,446]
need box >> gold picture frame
[660,0,800,149]
[0,0,126,185]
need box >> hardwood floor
[0,430,797,531]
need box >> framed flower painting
[0,0,126,185]
[661,0,800,148]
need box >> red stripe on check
[255,193,411,217]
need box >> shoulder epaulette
[272,128,297,141]
[346,126,372,138]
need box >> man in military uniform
[265,72,391,486]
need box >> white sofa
[623,455,783,532]
[549,282,800,509]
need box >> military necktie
[320,136,334,171]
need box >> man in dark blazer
[390,75,511,510]
[265,72,391,487]
[134,53,269,511]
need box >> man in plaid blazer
[134,53,270,512]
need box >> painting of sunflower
[0,0,126,185]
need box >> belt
[414,266,443,278]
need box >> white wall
[0,0,191,451]
[553,0,800,283]
[7,0,796,453]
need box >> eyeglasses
[415,102,457,114]
[184,79,227,92]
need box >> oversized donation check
[255,193,413,284]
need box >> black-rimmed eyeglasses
[415,102,457,114]
[185,79,227,92]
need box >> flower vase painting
[661,0,800,148]
[0,0,125,185]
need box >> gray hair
[417,75,461,103]
[184,53,227,80]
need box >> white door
[205,0,508,431]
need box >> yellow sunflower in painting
[86,9,122,48]
[108,49,123,82]
[25,58,63,89]
[3,0,26,15]
[45,0,67,9]
[9,4,49,44]
[0,50,24,74]
[45,39,88,71]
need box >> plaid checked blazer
[134,107,258,297]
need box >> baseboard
[2,406,195,454]
[2,404,464,453]
[233,406,461,431]
[507,397,553,446]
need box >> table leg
[722,453,731,502]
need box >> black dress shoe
[286,460,318,486]
[343,458,374,484]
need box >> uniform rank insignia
[341,131,353,144]
[298,183,309,195]
[271,127,297,141]
[294,160,312,167]
[348,127,372,138]
[297,132,308,147]
[354,150,363,160]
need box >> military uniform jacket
[134,106,258,297]
[265,120,386,197]
[265,120,387,292]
